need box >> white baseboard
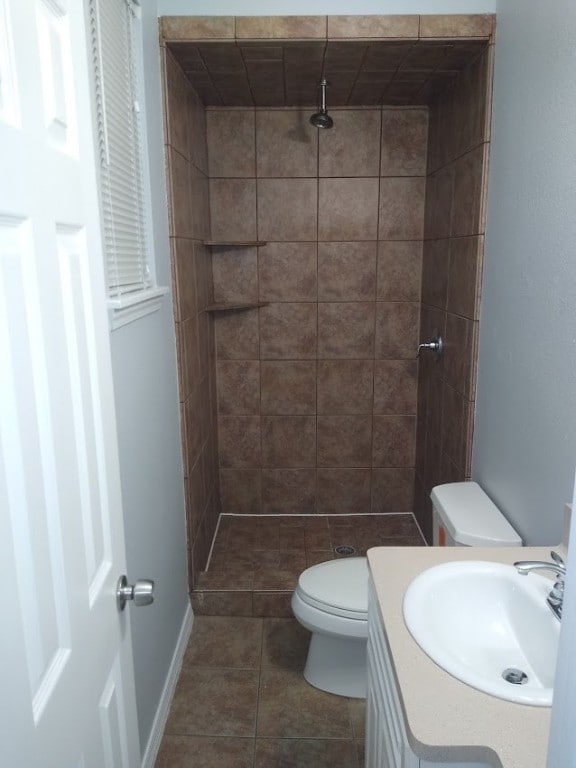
[141,603,193,768]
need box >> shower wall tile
[317,415,373,468]
[318,242,377,302]
[193,242,214,310]
[373,360,418,414]
[318,178,379,240]
[171,238,197,322]
[207,109,256,178]
[220,469,262,514]
[441,384,468,470]
[424,165,454,239]
[375,302,420,359]
[260,361,317,415]
[184,385,205,473]
[447,235,483,320]
[318,110,381,177]
[197,312,213,376]
[371,468,415,513]
[187,455,205,536]
[419,14,494,39]
[416,46,492,539]
[219,416,262,468]
[378,177,425,240]
[317,360,374,415]
[261,469,316,514]
[327,15,419,39]
[259,303,317,359]
[451,143,487,236]
[443,313,478,400]
[210,179,257,241]
[161,16,235,41]
[261,416,317,468]
[258,242,317,302]
[318,302,375,359]
[424,434,442,492]
[206,106,431,516]
[167,147,192,238]
[212,247,258,303]
[216,361,261,415]
[449,49,491,161]
[377,240,422,303]
[188,85,209,175]
[178,312,199,398]
[189,167,210,239]
[372,415,417,468]
[316,468,372,515]
[215,311,260,360]
[256,110,318,178]
[421,238,449,310]
[235,15,326,40]
[380,109,428,176]
[165,52,191,159]
[257,179,318,240]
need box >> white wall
[109,0,190,754]
[473,0,576,546]
[157,0,496,15]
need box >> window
[89,0,166,328]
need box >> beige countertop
[367,546,553,768]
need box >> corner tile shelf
[205,302,269,313]
[203,240,267,247]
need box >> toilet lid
[297,557,368,617]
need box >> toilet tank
[431,481,522,547]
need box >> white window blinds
[89,0,150,299]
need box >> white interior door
[0,0,140,765]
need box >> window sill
[108,286,169,330]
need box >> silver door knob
[117,575,155,611]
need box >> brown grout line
[251,615,265,762]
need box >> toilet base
[303,631,367,699]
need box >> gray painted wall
[157,0,496,15]
[473,0,576,546]
[110,1,189,754]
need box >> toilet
[291,481,522,698]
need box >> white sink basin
[403,561,560,706]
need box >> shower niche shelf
[204,240,267,247]
[205,302,269,313]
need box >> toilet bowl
[292,482,523,699]
[291,557,368,699]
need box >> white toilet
[291,481,522,698]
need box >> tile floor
[192,513,425,617]
[157,616,366,768]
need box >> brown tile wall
[208,106,428,516]
[414,45,493,541]
[163,47,220,588]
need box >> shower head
[310,78,333,129]
[310,110,333,129]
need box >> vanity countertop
[367,545,554,768]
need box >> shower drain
[335,545,356,556]
[502,667,529,685]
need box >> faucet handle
[550,550,566,572]
[416,330,443,361]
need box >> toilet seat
[296,557,368,620]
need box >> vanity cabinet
[366,577,490,768]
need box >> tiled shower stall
[160,14,494,606]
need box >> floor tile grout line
[251,617,266,766]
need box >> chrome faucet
[514,550,566,620]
